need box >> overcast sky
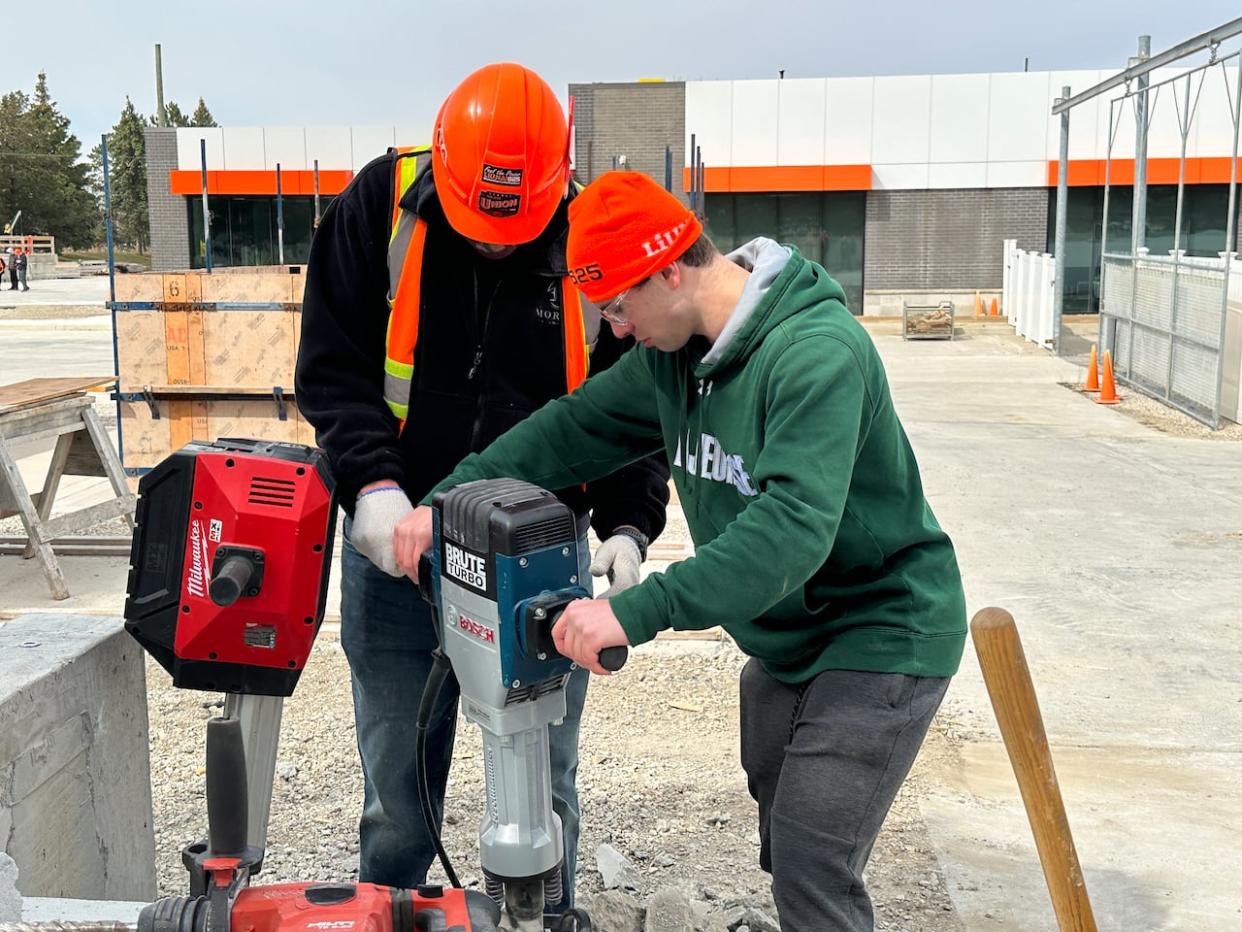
[6,1,1240,154]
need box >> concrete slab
[0,614,156,901]
[0,277,108,307]
[922,743,1242,931]
[0,329,116,382]
[874,330,1242,930]
[22,896,148,923]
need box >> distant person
[0,252,7,285]
[14,248,28,291]
[7,248,19,291]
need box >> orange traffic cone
[974,291,984,318]
[1084,344,1100,392]
[1096,350,1120,405]
[989,297,1000,317]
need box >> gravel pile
[147,634,962,931]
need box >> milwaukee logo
[186,519,210,598]
[640,220,691,259]
[674,431,758,497]
[458,614,496,644]
[445,542,488,591]
[306,923,355,929]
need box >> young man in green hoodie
[400,171,967,931]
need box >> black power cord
[415,647,461,889]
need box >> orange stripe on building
[682,164,873,193]
[169,169,355,197]
[1045,157,1239,187]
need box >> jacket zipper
[468,270,503,449]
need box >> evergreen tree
[151,100,190,128]
[190,98,217,127]
[0,73,96,248]
[108,98,150,252]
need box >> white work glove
[351,487,414,577]
[590,533,643,600]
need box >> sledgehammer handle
[971,607,1097,932]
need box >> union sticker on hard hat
[482,164,523,187]
[478,190,521,217]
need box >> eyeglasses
[598,289,631,325]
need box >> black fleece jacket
[294,152,669,541]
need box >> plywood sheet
[116,312,169,391]
[202,310,298,387]
[119,401,171,469]
[113,273,164,303]
[121,399,309,470]
[0,377,114,413]
[206,400,301,445]
[199,271,297,304]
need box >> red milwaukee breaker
[122,439,502,932]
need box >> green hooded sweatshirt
[425,239,966,683]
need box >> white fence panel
[1002,241,1056,347]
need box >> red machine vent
[248,476,296,508]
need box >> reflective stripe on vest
[383,146,590,426]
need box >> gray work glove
[590,533,643,600]
[351,487,414,577]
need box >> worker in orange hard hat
[296,64,669,907]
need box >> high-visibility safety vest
[383,146,591,423]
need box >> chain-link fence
[1101,252,1231,422]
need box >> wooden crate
[120,399,312,467]
[113,267,310,473]
[113,266,305,304]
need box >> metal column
[1131,36,1151,253]
[1053,85,1071,355]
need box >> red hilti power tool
[123,439,502,932]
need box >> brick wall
[569,82,687,204]
[865,188,1047,291]
[144,128,190,271]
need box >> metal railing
[1051,20,1242,427]
[0,234,55,254]
[1101,251,1236,423]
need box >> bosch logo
[458,615,496,644]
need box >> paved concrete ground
[878,332,1242,930]
[2,318,1240,928]
[0,275,108,307]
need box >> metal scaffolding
[1051,17,1242,427]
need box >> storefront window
[705,192,866,314]
[188,195,334,269]
[1047,184,1233,314]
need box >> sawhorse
[0,377,136,600]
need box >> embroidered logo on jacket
[674,432,758,497]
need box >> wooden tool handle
[971,607,1098,932]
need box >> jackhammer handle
[417,554,434,603]
[598,645,628,672]
[205,716,248,857]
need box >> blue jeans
[339,519,590,906]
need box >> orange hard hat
[432,63,570,245]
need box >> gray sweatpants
[739,659,950,931]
